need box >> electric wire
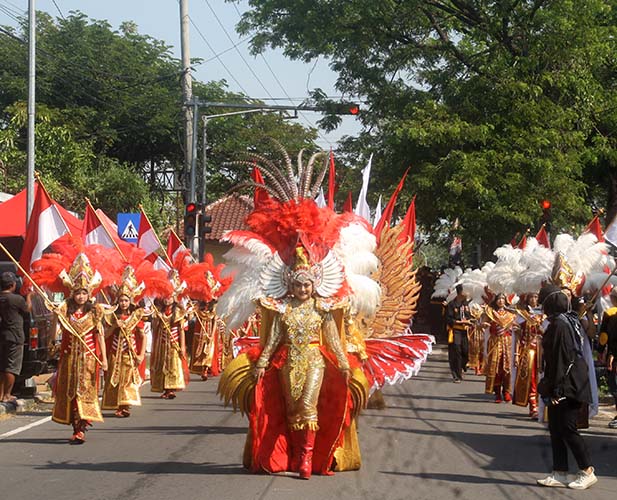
[230,2,333,148]
[51,0,65,20]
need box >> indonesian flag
[251,166,270,208]
[606,214,617,248]
[584,215,604,242]
[399,195,416,246]
[138,208,171,271]
[374,167,410,244]
[536,225,550,248]
[167,228,189,264]
[343,191,353,213]
[20,183,71,271]
[82,202,116,248]
[354,153,373,222]
[517,234,527,249]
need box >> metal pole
[201,117,207,206]
[179,0,193,201]
[190,102,199,257]
[26,0,36,224]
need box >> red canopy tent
[0,183,83,238]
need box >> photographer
[536,284,597,490]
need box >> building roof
[204,193,254,240]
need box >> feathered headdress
[177,250,232,303]
[431,266,462,301]
[58,253,103,294]
[217,141,377,329]
[114,265,146,303]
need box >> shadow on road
[34,460,247,475]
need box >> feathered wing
[333,222,381,316]
[217,231,275,330]
[367,224,421,338]
[363,334,434,394]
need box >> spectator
[536,284,597,490]
[0,271,32,402]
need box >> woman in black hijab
[536,284,597,490]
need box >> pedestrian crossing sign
[117,213,141,244]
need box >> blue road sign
[117,213,141,243]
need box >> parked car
[0,262,58,396]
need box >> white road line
[0,416,52,439]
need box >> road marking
[0,415,52,439]
[0,380,151,439]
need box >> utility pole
[26,0,36,224]
[179,0,199,255]
[179,0,193,202]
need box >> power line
[51,0,65,20]
[230,2,333,148]
[203,0,273,100]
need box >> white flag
[315,188,326,208]
[605,214,617,248]
[354,153,373,222]
[373,195,383,228]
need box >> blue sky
[0,0,362,149]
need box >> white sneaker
[537,471,569,487]
[568,468,597,490]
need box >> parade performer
[483,293,517,403]
[446,284,471,383]
[150,270,189,399]
[176,252,231,380]
[513,293,545,418]
[44,253,108,443]
[217,145,374,478]
[102,266,147,417]
[217,142,432,478]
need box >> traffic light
[540,199,552,233]
[321,101,360,115]
[199,213,212,237]
[184,202,198,240]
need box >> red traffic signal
[541,199,551,210]
[348,104,359,115]
[185,202,197,214]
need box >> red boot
[298,429,316,480]
[503,390,512,403]
[289,430,303,472]
[494,387,502,403]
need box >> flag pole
[0,241,103,364]
[139,204,173,266]
[34,172,72,237]
[84,198,127,262]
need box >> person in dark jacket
[446,284,471,382]
[536,284,597,490]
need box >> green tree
[234,0,617,255]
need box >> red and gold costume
[513,306,545,417]
[483,298,517,402]
[467,304,486,375]
[53,301,105,428]
[190,307,226,377]
[102,266,148,414]
[150,300,188,395]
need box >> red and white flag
[20,183,71,270]
[138,208,171,271]
[82,201,116,248]
[166,228,189,264]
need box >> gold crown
[289,246,319,284]
[552,253,584,293]
[168,269,187,298]
[116,266,146,303]
[59,253,102,294]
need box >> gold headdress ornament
[289,246,320,284]
[116,265,146,303]
[552,252,584,293]
[205,270,222,296]
[59,253,102,294]
[168,269,187,299]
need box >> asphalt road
[0,349,615,500]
